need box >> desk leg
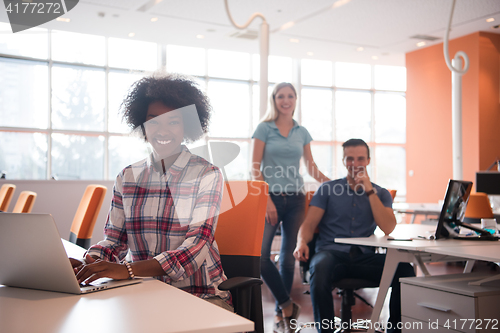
[368,249,416,333]
[464,260,475,273]
[414,253,430,276]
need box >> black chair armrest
[219,276,262,291]
[218,277,263,320]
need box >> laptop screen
[435,179,473,239]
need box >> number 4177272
[5,2,62,14]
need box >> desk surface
[339,224,494,251]
[392,202,442,214]
[424,243,500,262]
[0,242,253,333]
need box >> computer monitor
[476,172,500,195]
[435,179,495,240]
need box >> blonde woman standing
[251,82,330,333]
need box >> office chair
[464,192,494,224]
[12,191,37,213]
[68,185,107,249]
[0,183,16,212]
[299,235,379,332]
[215,180,268,333]
[298,191,379,332]
[387,189,397,201]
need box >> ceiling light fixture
[196,35,205,39]
[278,21,295,31]
[332,0,351,9]
[56,17,70,22]
[371,56,378,60]
[356,47,364,52]
[416,41,426,47]
[410,34,439,41]
[151,17,158,22]
[289,38,299,43]
[128,32,135,37]
[307,52,314,56]
[486,18,495,23]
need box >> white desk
[392,203,442,224]
[0,241,253,333]
[424,243,500,262]
[424,244,500,286]
[335,224,500,333]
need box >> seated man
[293,138,414,333]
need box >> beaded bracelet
[123,261,135,279]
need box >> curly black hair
[121,73,211,142]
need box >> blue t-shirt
[252,120,313,194]
[310,178,393,253]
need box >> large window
[0,26,407,198]
[300,60,407,198]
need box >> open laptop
[0,213,142,294]
[434,180,498,241]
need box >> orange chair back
[215,181,268,333]
[69,185,107,240]
[12,191,37,213]
[388,189,397,201]
[465,192,494,219]
[215,181,268,257]
[0,183,16,211]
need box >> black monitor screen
[435,179,473,239]
[476,172,500,195]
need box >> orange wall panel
[478,32,500,171]
[406,33,487,203]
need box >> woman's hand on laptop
[74,254,129,284]
[69,257,85,272]
[69,255,100,273]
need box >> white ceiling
[1,0,499,66]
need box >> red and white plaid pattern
[88,147,230,303]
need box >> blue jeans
[260,193,305,315]
[309,248,415,333]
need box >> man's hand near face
[342,144,395,234]
[353,167,373,193]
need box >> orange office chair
[12,191,37,213]
[388,189,397,201]
[305,190,315,214]
[215,180,268,333]
[464,192,494,224]
[0,183,16,212]
[68,185,107,249]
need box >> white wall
[1,180,115,245]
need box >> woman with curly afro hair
[69,73,233,312]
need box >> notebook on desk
[0,213,142,294]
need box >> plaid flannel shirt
[87,146,230,303]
